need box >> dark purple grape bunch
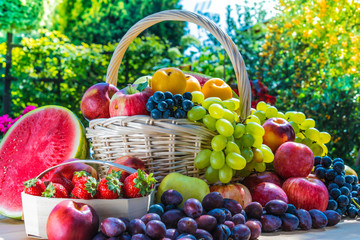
[259,200,341,233]
[313,156,360,218]
[146,91,193,119]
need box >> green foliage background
[52,0,185,45]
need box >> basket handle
[36,159,136,180]
[105,9,251,120]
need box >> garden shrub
[257,0,360,163]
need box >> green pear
[157,173,210,206]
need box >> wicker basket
[86,10,252,182]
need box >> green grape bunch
[188,91,274,184]
[253,101,331,158]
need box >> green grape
[202,97,223,109]
[285,111,296,121]
[216,119,234,137]
[300,118,316,130]
[244,160,255,172]
[241,147,254,162]
[320,143,328,156]
[191,91,205,104]
[310,142,323,157]
[293,112,306,124]
[277,112,286,119]
[294,136,303,143]
[256,101,268,111]
[187,106,207,121]
[296,132,305,139]
[252,135,263,148]
[227,135,235,142]
[210,150,225,169]
[225,141,241,155]
[254,110,266,124]
[219,164,233,183]
[209,104,225,119]
[234,112,240,123]
[302,137,313,147]
[265,106,278,118]
[251,108,256,114]
[234,123,246,138]
[260,145,274,163]
[254,162,266,172]
[211,135,227,151]
[203,114,217,131]
[237,168,252,178]
[252,148,264,163]
[222,100,236,111]
[205,166,219,184]
[229,98,240,110]
[261,144,272,152]
[289,121,300,134]
[239,134,255,148]
[319,132,331,144]
[245,115,261,125]
[194,149,211,169]
[226,152,246,170]
[222,109,235,123]
[245,122,265,136]
[305,127,320,142]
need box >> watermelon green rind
[0,105,89,219]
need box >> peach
[262,118,295,153]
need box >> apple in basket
[109,84,153,117]
[81,83,119,120]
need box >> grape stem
[351,198,360,209]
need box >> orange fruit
[201,78,233,100]
[184,75,202,93]
[150,68,187,94]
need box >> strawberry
[72,170,91,185]
[98,173,122,199]
[123,169,156,198]
[42,182,68,198]
[23,178,46,196]
[71,176,98,199]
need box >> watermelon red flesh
[0,106,88,219]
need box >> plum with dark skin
[202,192,224,211]
[260,215,282,232]
[296,209,312,230]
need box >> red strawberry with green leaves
[24,178,46,196]
[42,182,68,198]
[123,169,156,198]
[72,170,91,185]
[71,176,98,199]
[98,172,123,199]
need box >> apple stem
[127,84,139,94]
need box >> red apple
[251,182,288,206]
[242,171,282,191]
[107,155,146,182]
[262,118,295,153]
[81,83,119,120]
[273,142,314,179]
[49,159,98,195]
[210,183,252,208]
[110,86,153,117]
[282,177,329,211]
[47,200,99,240]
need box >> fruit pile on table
[0,67,358,240]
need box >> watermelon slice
[0,105,88,219]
